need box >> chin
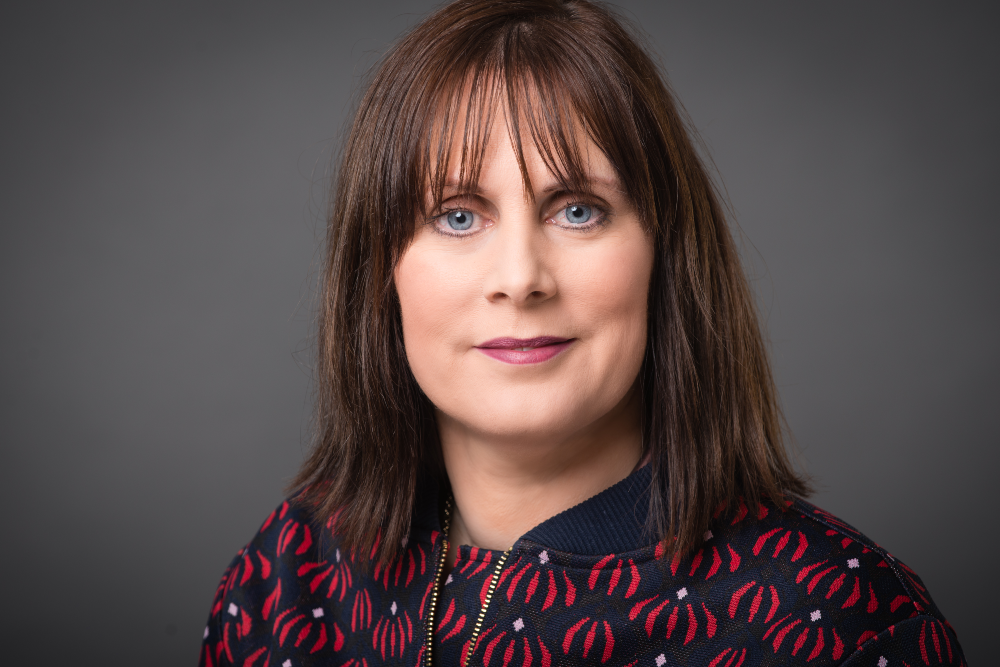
[450,386,622,443]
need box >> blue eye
[565,205,592,224]
[446,210,474,230]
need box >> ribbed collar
[520,464,653,554]
[412,464,654,556]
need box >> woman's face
[394,121,654,445]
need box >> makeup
[475,336,574,365]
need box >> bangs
[403,14,658,227]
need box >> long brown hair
[293,0,810,565]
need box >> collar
[412,464,654,556]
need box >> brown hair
[293,0,810,565]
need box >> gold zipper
[424,500,451,667]
[424,498,513,667]
[465,547,511,667]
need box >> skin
[394,112,655,563]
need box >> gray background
[1,1,996,664]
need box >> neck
[439,387,643,556]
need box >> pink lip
[475,336,574,365]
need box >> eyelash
[428,202,609,238]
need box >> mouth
[475,336,575,365]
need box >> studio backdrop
[1,1,996,664]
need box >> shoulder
[198,498,346,665]
[784,498,942,618]
[198,495,445,666]
[225,497,336,596]
[720,497,943,620]
[701,496,964,664]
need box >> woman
[200,1,964,665]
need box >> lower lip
[476,340,574,365]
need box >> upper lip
[475,336,572,349]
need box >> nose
[482,218,557,306]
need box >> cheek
[564,234,653,345]
[394,246,477,385]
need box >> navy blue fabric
[521,464,652,555]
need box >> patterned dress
[199,466,965,666]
